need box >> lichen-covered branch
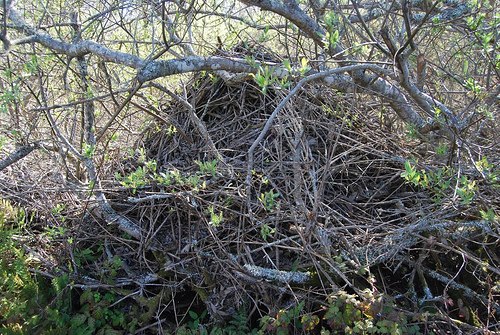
[72,14,142,240]
[7,7,146,69]
[0,142,39,172]
[5,0,466,136]
[238,0,435,132]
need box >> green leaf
[80,289,94,304]
[300,57,309,73]
[71,313,88,327]
[189,310,198,319]
[283,59,292,73]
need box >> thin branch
[150,82,219,156]
[246,64,394,195]
[96,82,143,142]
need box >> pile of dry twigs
[1,44,500,333]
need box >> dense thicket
[1,0,500,333]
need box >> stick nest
[2,44,500,333]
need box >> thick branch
[239,0,343,56]
[240,0,324,42]
[138,56,264,83]
[348,0,471,24]
[237,0,443,132]
[0,143,39,172]
[6,0,439,132]
[7,7,146,69]
[7,4,277,84]
[361,74,428,128]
